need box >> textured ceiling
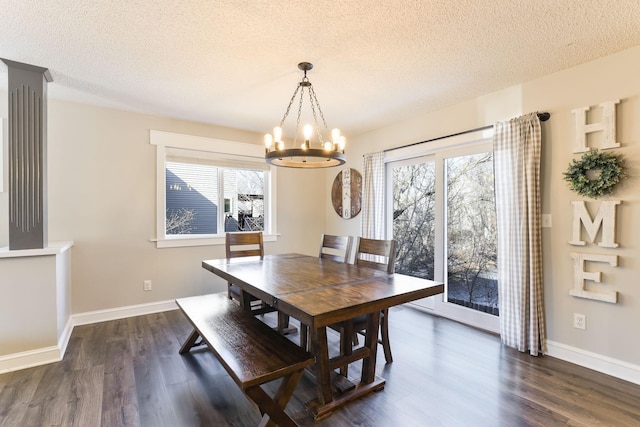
[1,1,640,137]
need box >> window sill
[152,234,278,249]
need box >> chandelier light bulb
[331,128,341,144]
[277,140,285,151]
[338,135,346,151]
[323,141,333,151]
[303,124,313,140]
[273,126,282,142]
[264,133,273,149]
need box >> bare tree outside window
[393,162,436,280]
[392,152,498,316]
[166,208,196,235]
[236,170,264,195]
[446,153,498,314]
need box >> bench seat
[176,292,314,427]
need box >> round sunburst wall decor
[563,150,626,199]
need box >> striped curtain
[493,113,546,356]
[361,152,385,240]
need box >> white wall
[326,46,640,371]
[0,98,327,318]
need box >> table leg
[361,310,381,384]
[240,290,253,311]
[299,323,309,351]
[339,319,354,377]
[310,326,333,405]
[307,313,385,421]
[276,312,297,335]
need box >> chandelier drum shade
[264,62,346,168]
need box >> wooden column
[1,58,53,250]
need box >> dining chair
[225,231,271,314]
[332,237,397,375]
[319,233,353,262]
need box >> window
[166,161,267,235]
[151,130,277,248]
[386,131,499,332]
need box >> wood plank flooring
[2,305,640,426]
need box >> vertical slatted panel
[9,84,42,232]
[3,58,52,249]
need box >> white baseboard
[546,340,640,386]
[71,299,178,326]
[0,345,62,374]
[0,300,177,374]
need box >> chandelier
[264,62,346,168]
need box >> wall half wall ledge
[0,241,73,258]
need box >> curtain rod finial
[537,112,550,122]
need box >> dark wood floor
[2,305,640,427]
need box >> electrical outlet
[542,214,552,228]
[143,280,152,291]
[573,313,586,330]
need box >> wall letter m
[570,200,620,248]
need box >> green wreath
[563,150,626,199]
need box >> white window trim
[150,130,278,248]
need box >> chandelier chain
[294,87,305,145]
[279,84,302,128]
[309,85,329,131]
[310,86,328,143]
[307,87,323,143]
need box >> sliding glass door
[387,139,499,332]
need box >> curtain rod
[383,112,550,154]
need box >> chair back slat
[355,237,396,274]
[319,234,352,263]
[226,232,264,259]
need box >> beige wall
[0,98,327,314]
[326,46,640,368]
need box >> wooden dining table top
[202,253,444,328]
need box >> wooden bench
[176,292,315,427]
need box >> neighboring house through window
[151,130,277,248]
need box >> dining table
[201,253,444,421]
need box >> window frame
[150,130,278,248]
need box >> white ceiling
[1,1,640,137]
